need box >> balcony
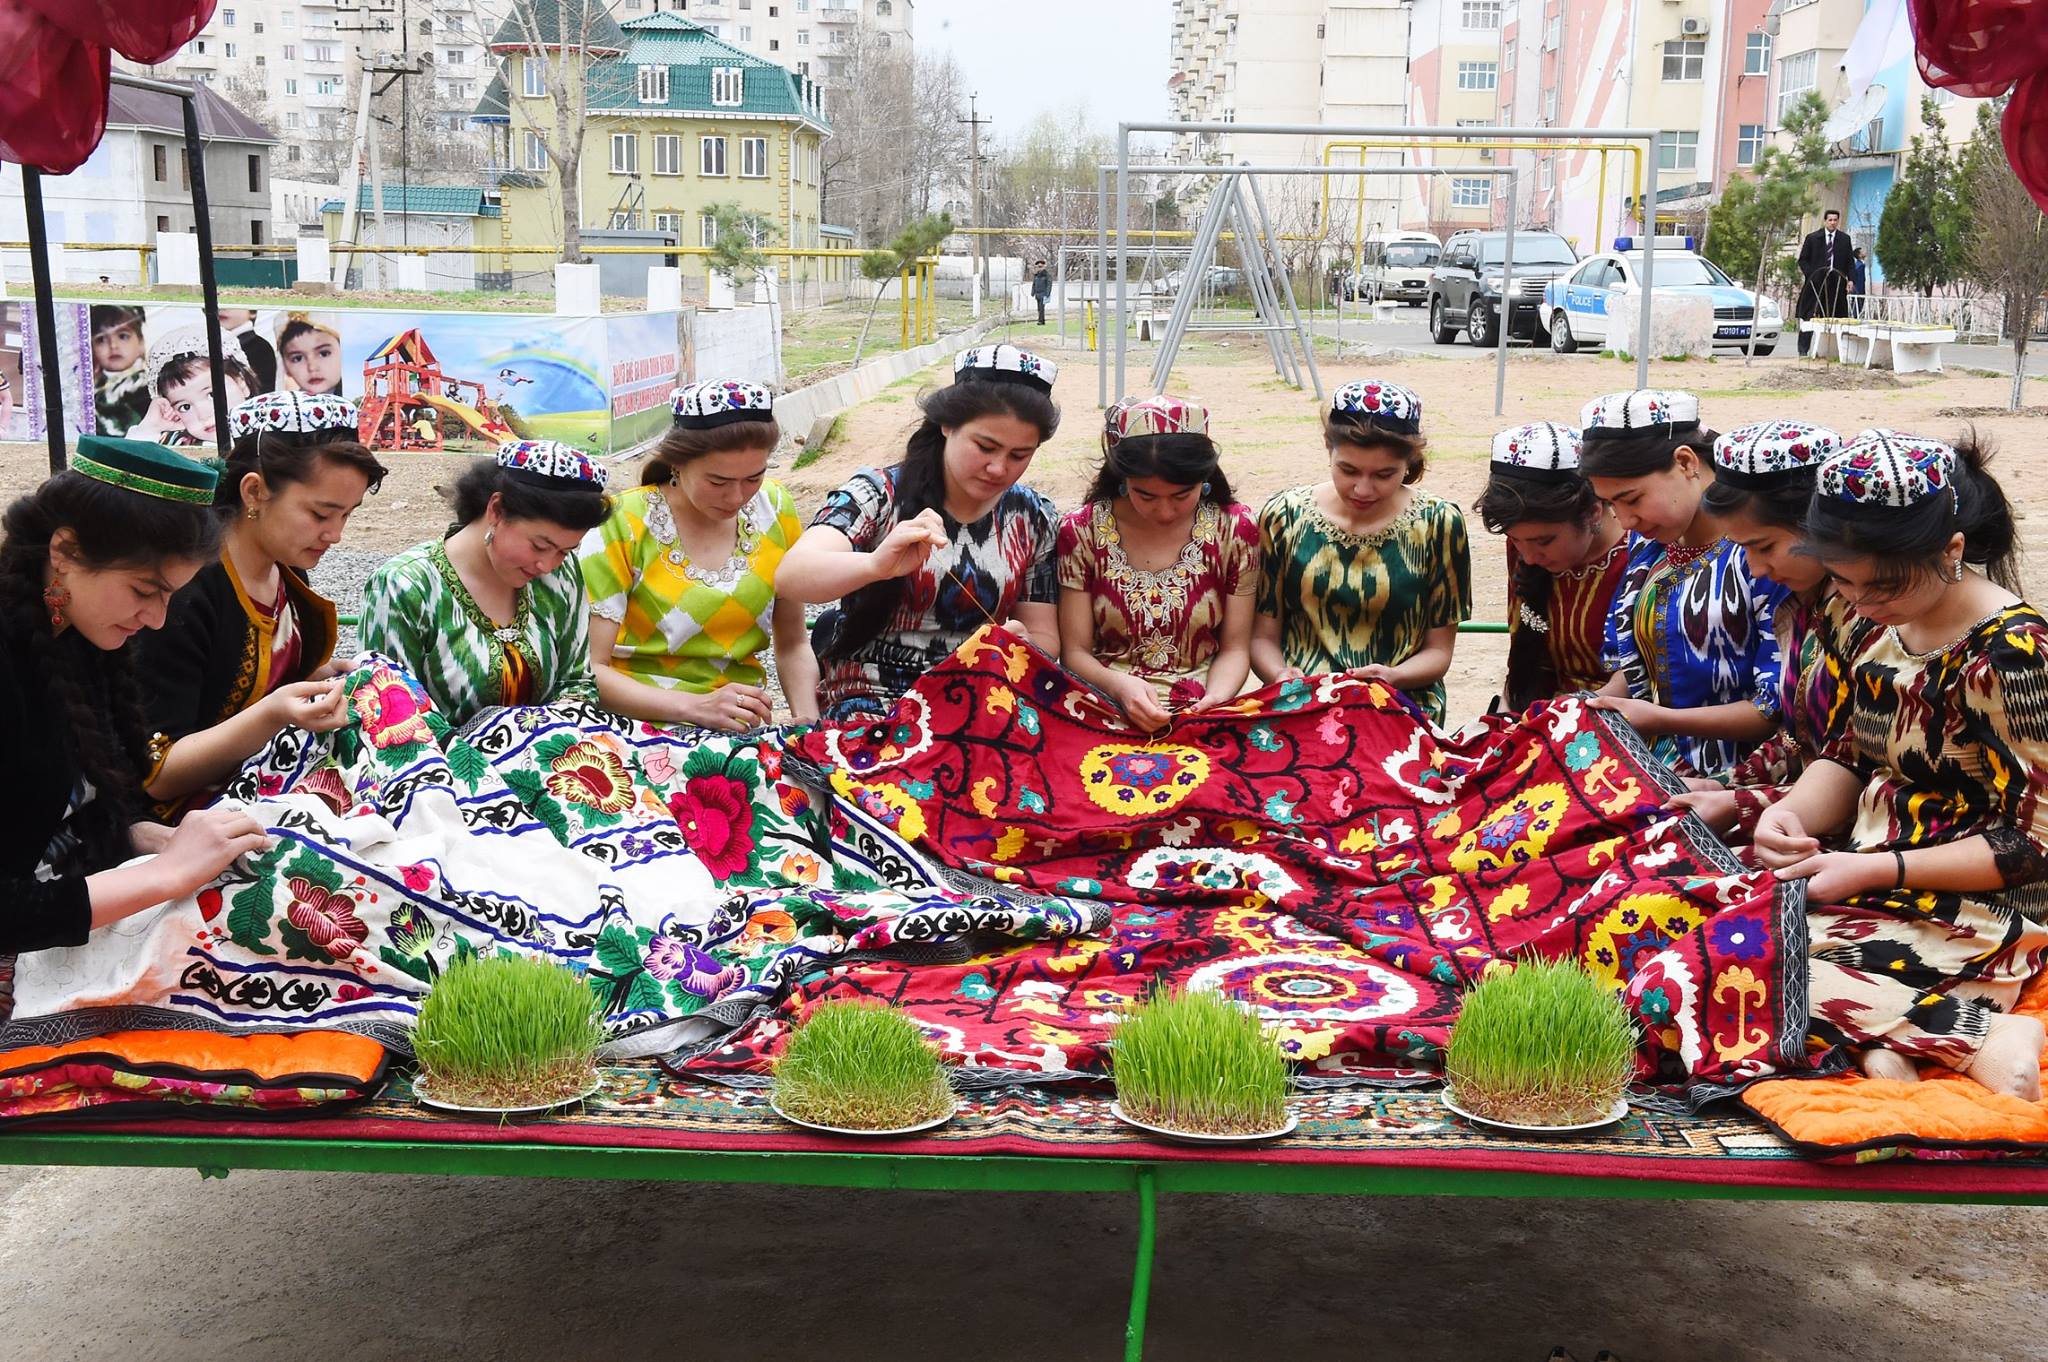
[816,3,856,21]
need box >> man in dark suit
[1796,209,1855,354]
[1030,259,1052,325]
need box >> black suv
[1428,229,1579,346]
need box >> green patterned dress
[1254,485,1472,725]
[359,539,598,727]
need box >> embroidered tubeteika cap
[952,344,1057,393]
[1814,428,1958,518]
[229,391,360,444]
[496,439,610,490]
[1489,421,1584,484]
[1329,379,1422,435]
[671,379,776,430]
[1580,389,1701,442]
[1106,394,1208,444]
[1711,420,1842,491]
[71,435,220,505]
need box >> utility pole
[959,93,992,316]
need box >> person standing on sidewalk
[1796,210,1855,354]
[1031,260,1053,326]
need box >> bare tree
[820,22,912,244]
[1962,127,2048,410]
[905,52,970,219]
[501,0,620,263]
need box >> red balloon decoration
[0,0,218,174]
[1909,0,2048,213]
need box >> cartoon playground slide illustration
[357,329,526,452]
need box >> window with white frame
[1461,0,1501,29]
[1658,129,1699,172]
[1744,31,1772,76]
[1455,61,1498,91]
[284,78,298,94]
[712,67,745,105]
[282,44,295,59]
[1451,176,1489,207]
[524,131,547,171]
[609,210,640,230]
[701,135,728,176]
[225,42,237,57]
[284,111,300,130]
[638,64,668,103]
[1455,118,1491,143]
[741,136,768,177]
[1662,38,1705,81]
[653,134,682,175]
[798,29,809,43]
[1540,86,1558,121]
[653,211,680,235]
[315,77,340,95]
[1736,124,1765,165]
[1503,41,1515,71]
[523,57,546,97]
[1543,14,1561,48]
[1777,49,1817,123]
[309,42,337,62]
[701,213,720,248]
[610,133,638,174]
[223,7,236,24]
[738,24,753,40]
[1539,157,1553,190]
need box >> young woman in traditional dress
[1472,420,1626,711]
[0,439,271,963]
[137,393,388,814]
[1251,379,1472,727]
[581,381,817,731]
[1055,395,1259,732]
[1759,429,2048,1098]
[359,441,610,726]
[1662,421,1871,836]
[1581,390,1788,778]
[778,344,1062,722]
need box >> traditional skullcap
[145,326,211,380]
[1814,428,1958,519]
[1580,389,1701,442]
[229,391,359,444]
[1329,378,1422,435]
[1711,421,1842,491]
[1106,394,1208,444]
[952,343,1057,393]
[1489,421,1584,483]
[496,439,609,490]
[71,435,219,505]
[671,378,775,430]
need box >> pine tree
[1701,92,1835,362]
[1875,98,1965,296]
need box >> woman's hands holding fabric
[154,807,273,897]
[1585,694,1671,734]
[129,821,175,856]
[1102,672,1171,734]
[1774,850,1892,903]
[260,679,351,734]
[1752,803,1821,869]
[1664,787,1739,835]
[674,683,774,733]
[870,510,947,582]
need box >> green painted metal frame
[8,1130,2047,1362]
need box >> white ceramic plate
[1109,1102,1298,1145]
[771,1099,959,1137]
[413,1073,604,1117]
[1439,1088,1629,1133]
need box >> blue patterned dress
[1603,533,1789,777]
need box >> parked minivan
[1428,229,1580,346]
[1352,232,1442,305]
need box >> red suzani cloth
[0,3,219,174]
[700,626,1821,1108]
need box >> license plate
[1716,325,1751,338]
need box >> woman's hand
[1664,788,1739,835]
[154,807,273,898]
[1347,663,1399,687]
[674,683,774,733]
[1681,776,1722,793]
[1102,672,1172,734]
[1774,850,1891,903]
[1752,802,1821,870]
[259,679,351,734]
[1586,694,1672,734]
[129,821,175,856]
[869,509,948,582]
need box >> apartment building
[1403,0,1509,234]
[607,0,912,95]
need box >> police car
[1543,237,1783,355]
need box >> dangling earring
[1119,480,1130,499]
[245,503,260,521]
[1201,481,1212,496]
[484,527,496,548]
[42,575,70,631]
[1950,558,1966,583]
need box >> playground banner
[37,302,690,457]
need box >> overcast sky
[918,0,1171,141]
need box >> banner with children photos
[53,302,688,458]
[4,300,93,444]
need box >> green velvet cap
[71,435,220,505]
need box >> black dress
[0,614,107,954]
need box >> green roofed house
[318,186,505,291]
[478,4,830,279]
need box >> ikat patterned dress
[359,539,598,727]
[1603,533,1789,778]
[579,481,802,694]
[1720,592,1876,835]
[1803,604,2048,1067]
[1056,499,1261,706]
[809,466,1060,720]
[1254,486,1472,726]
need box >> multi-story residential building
[1403,0,1509,234]
[606,0,911,96]
[479,7,829,272]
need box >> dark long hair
[819,379,1060,664]
[219,430,389,513]
[0,472,223,864]
[639,418,780,487]
[1082,432,1233,506]
[1807,428,2021,594]
[1579,427,1721,479]
[1700,465,1816,531]
[448,461,610,536]
[1475,470,1606,710]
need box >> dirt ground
[4,345,2047,1361]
